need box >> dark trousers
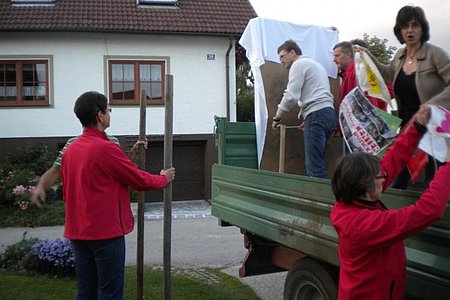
[303,107,336,178]
[71,236,125,300]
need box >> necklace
[407,47,420,64]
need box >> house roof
[0,0,257,36]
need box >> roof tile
[0,0,257,35]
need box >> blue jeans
[303,107,336,178]
[71,236,126,300]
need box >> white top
[276,55,334,120]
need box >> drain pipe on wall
[225,36,234,121]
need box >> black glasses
[400,21,421,30]
[375,171,387,180]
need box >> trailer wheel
[284,258,337,300]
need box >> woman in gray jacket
[362,5,450,189]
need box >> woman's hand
[415,104,431,127]
[352,44,367,53]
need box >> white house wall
[0,32,236,138]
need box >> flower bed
[1,236,75,277]
[30,238,75,276]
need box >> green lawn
[0,266,260,300]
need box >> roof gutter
[225,36,234,121]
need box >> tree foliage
[361,33,397,64]
[235,43,255,122]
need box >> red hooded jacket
[331,123,450,299]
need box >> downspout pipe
[225,36,234,121]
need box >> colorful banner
[354,52,393,109]
[339,87,401,156]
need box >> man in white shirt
[272,40,336,178]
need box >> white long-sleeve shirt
[276,55,334,120]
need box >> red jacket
[339,60,389,111]
[61,127,169,240]
[330,123,450,300]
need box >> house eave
[0,28,242,38]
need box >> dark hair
[350,38,368,49]
[333,41,353,58]
[393,5,430,44]
[278,39,302,55]
[331,152,380,204]
[73,91,108,127]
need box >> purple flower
[31,238,75,268]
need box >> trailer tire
[284,258,337,300]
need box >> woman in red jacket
[330,104,450,299]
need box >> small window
[108,60,165,105]
[11,0,55,5]
[0,60,50,106]
[138,0,177,5]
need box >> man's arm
[30,138,76,207]
[30,137,146,207]
[127,140,148,162]
[272,62,305,130]
[30,166,60,208]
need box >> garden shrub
[0,169,37,207]
[0,203,66,227]
[0,233,39,271]
[1,236,75,277]
[0,144,57,208]
[2,144,54,176]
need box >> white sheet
[239,17,340,166]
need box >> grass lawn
[0,266,260,300]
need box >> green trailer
[211,116,450,300]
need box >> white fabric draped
[239,17,340,166]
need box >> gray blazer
[371,42,450,110]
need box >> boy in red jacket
[62,91,175,300]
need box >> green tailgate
[214,116,258,169]
[212,163,339,266]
